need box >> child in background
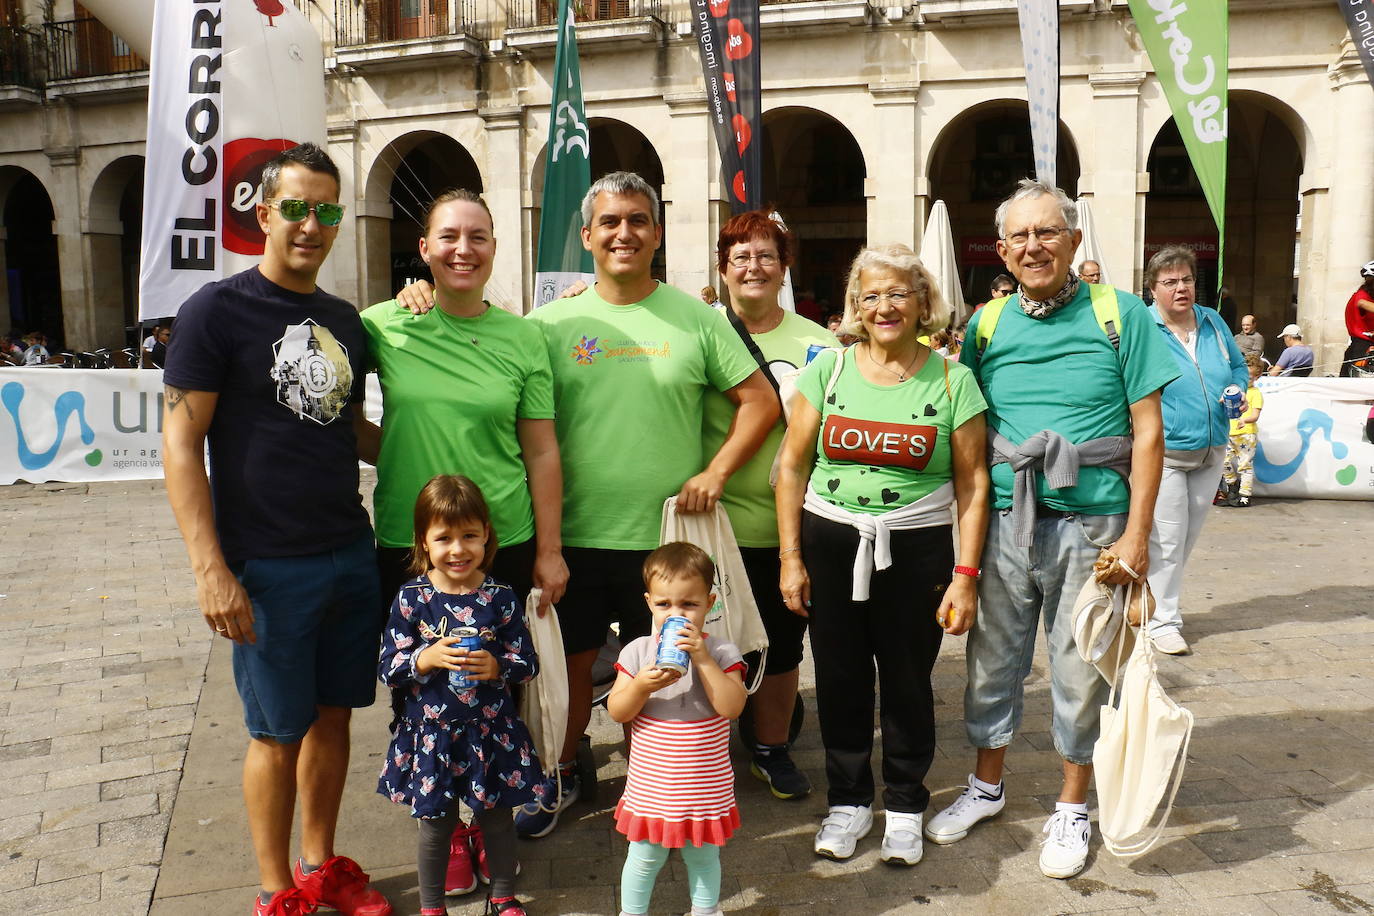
[607,543,749,916]
[1221,354,1265,508]
[377,475,542,916]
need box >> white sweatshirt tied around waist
[802,481,955,601]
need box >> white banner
[0,369,167,484]
[137,0,327,321]
[0,370,383,485]
[1254,377,1374,499]
[1017,0,1060,188]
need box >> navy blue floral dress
[376,574,547,819]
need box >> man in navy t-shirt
[162,143,391,916]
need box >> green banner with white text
[1129,0,1228,277]
[533,0,594,308]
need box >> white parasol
[1076,197,1112,286]
[920,200,967,323]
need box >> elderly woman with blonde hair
[775,244,990,868]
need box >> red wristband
[953,565,981,579]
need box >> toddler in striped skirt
[607,543,749,916]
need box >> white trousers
[1147,451,1226,635]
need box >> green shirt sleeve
[515,321,555,421]
[795,347,840,411]
[1116,296,1183,404]
[947,360,989,429]
[703,307,763,392]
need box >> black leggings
[802,513,951,813]
[417,807,519,909]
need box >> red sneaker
[253,887,316,916]
[445,827,477,896]
[486,896,527,916]
[420,909,447,916]
[293,856,392,916]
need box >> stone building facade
[1,0,1369,372]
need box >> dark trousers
[803,513,951,814]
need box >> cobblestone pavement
[2,474,1373,915]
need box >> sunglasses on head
[268,198,345,227]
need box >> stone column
[46,146,89,348]
[1085,70,1146,291]
[663,92,712,295]
[326,122,361,308]
[1309,39,1374,369]
[0,228,8,321]
[867,81,921,250]
[480,106,526,313]
[80,219,126,347]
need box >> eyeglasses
[994,287,1015,297]
[728,252,779,269]
[268,198,346,227]
[1156,276,1195,289]
[1003,226,1070,249]
[859,289,911,309]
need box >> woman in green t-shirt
[359,189,567,622]
[775,244,990,866]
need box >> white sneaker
[1039,809,1091,878]
[1152,629,1191,655]
[813,804,873,860]
[879,811,923,866]
[923,775,1005,845]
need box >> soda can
[654,616,691,675]
[447,627,483,689]
[1222,384,1245,420]
[805,343,826,364]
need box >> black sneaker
[1236,495,1251,508]
[750,745,811,800]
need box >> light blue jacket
[1150,304,1249,451]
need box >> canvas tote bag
[659,498,770,692]
[1092,579,1194,858]
[518,588,569,782]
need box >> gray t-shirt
[1234,330,1264,359]
[615,634,744,720]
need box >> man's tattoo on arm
[165,386,194,420]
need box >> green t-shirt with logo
[796,347,987,515]
[528,283,759,549]
[702,309,837,546]
[361,301,555,549]
[959,285,1181,514]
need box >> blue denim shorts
[230,530,383,743]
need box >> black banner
[692,0,762,213]
[1338,0,1374,89]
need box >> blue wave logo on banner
[1,381,96,471]
[1254,407,1353,485]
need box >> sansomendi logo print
[1,381,97,471]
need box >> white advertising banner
[1017,0,1060,188]
[0,369,168,485]
[0,370,383,485]
[1253,377,1374,499]
[136,0,327,321]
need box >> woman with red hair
[702,210,837,802]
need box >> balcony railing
[508,0,662,29]
[336,0,492,47]
[0,25,44,89]
[45,17,147,81]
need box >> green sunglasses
[268,198,346,227]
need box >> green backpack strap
[1088,283,1122,351]
[977,285,1122,353]
[974,296,1012,352]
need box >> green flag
[533,0,594,308]
[1128,0,1228,280]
